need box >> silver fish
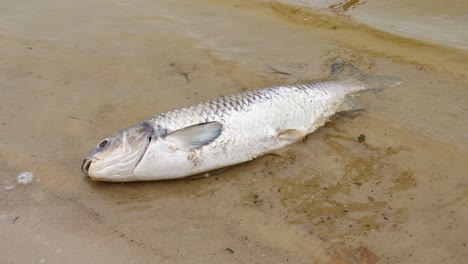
[81,62,400,182]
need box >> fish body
[81,63,400,182]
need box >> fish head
[81,122,154,181]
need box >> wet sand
[1,0,467,263]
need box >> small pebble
[17,172,34,185]
[4,185,14,190]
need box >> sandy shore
[1,0,467,263]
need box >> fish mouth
[81,157,100,176]
[81,158,93,176]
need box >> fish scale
[151,80,354,131]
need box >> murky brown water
[1,0,467,263]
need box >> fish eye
[98,139,109,148]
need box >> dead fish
[81,62,400,182]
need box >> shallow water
[280,0,468,51]
[1,0,467,263]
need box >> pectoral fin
[164,121,223,151]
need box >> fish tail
[360,74,402,92]
[330,61,402,93]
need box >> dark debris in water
[169,62,191,82]
[328,243,379,264]
[11,216,19,224]
[357,134,366,143]
[329,0,368,13]
[267,66,292,75]
[252,194,264,206]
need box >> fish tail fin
[360,74,402,92]
[329,61,401,114]
[330,61,402,93]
